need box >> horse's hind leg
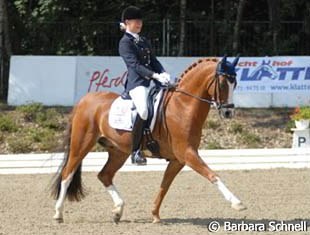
[53,125,98,222]
[97,148,128,223]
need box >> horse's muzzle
[220,103,235,109]
[219,103,235,119]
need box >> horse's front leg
[152,160,184,223]
[184,148,246,211]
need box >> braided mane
[180,57,218,79]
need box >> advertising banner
[8,56,310,107]
[74,56,195,102]
[235,57,310,93]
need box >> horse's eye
[227,75,236,83]
[220,82,226,90]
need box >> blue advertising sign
[235,57,310,93]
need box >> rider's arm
[119,39,154,79]
[146,40,165,74]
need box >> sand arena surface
[1,168,310,235]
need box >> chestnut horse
[51,56,246,224]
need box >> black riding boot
[131,115,147,165]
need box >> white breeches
[129,86,150,120]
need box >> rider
[119,6,170,165]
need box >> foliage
[6,0,310,56]
[290,106,310,121]
[285,120,295,133]
[1,104,68,153]
[0,115,18,132]
[16,103,65,130]
[33,129,59,151]
[239,131,261,148]
[228,122,243,134]
[7,135,33,153]
[207,140,223,149]
[16,103,44,122]
[6,125,61,153]
[206,119,221,129]
[36,108,65,130]
[0,107,293,153]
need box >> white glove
[152,72,171,85]
[162,72,171,82]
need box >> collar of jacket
[125,32,143,44]
[125,30,139,39]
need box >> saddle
[108,86,166,155]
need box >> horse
[51,55,246,224]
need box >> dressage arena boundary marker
[0,148,309,174]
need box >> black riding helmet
[121,6,142,22]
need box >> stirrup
[145,128,160,155]
[131,150,147,165]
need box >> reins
[158,61,235,133]
[174,87,219,107]
[170,71,222,110]
[166,62,235,110]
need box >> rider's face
[125,19,143,34]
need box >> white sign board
[8,56,310,107]
[74,56,196,103]
[235,57,310,93]
[8,56,76,106]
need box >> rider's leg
[129,85,150,165]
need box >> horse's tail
[51,109,85,202]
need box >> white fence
[0,148,309,174]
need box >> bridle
[172,62,236,110]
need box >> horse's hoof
[152,217,161,224]
[112,213,121,224]
[112,205,123,224]
[53,217,64,223]
[231,202,247,211]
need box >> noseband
[174,62,236,110]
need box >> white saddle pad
[108,89,163,131]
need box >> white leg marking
[106,184,125,223]
[53,172,74,220]
[106,184,124,207]
[214,177,241,205]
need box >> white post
[291,127,310,148]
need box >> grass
[16,103,44,122]
[239,130,262,148]
[207,140,223,149]
[0,115,19,132]
[0,105,293,153]
[228,122,243,134]
[0,103,69,153]
[7,135,33,153]
[36,108,65,130]
[206,119,221,129]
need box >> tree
[232,0,246,53]
[178,0,186,56]
[0,0,11,99]
[267,0,280,55]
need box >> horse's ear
[232,54,240,67]
[221,55,227,64]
